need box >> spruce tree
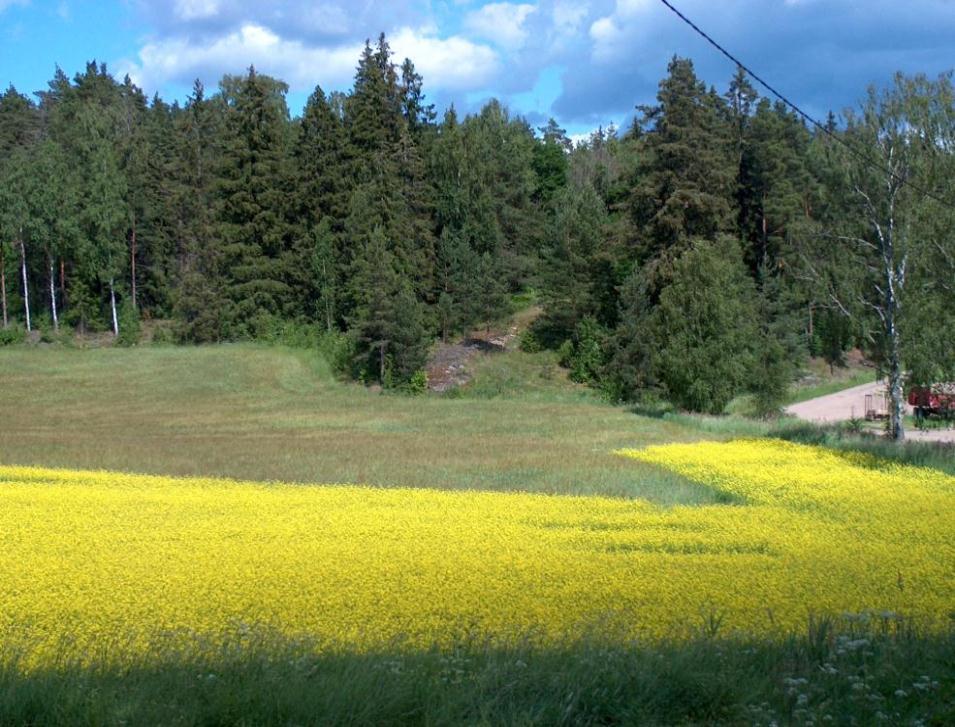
[650,237,759,414]
[172,80,229,342]
[349,226,428,385]
[399,58,435,140]
[216,67,294,337]
[533,118,570,206]
[540,181,611,339]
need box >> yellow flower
[1,438,952,670]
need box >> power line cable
[656,0,952,208]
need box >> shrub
[0,326,26,346]
[149,323,176,345]
[116,301,142,347]
[749,336,792,418]
[519,328,543,353]
[404,369,429,395]
[564,318,607,384]
[318,331,356,379]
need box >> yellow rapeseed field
[1,439,953,668]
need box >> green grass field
[2,342,952,725]
[0,343,716,504]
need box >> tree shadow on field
[4,624,951,725]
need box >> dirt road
[785,381,955,443]
[785,380,890,423]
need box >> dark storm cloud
[553,0,955,126]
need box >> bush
[749,336,792,418]
[404,369,429,395]
[263,318,322,349]
[116,301,142,347]
[519,328,543,353]
[318,331,356,379]
[0,326,26,346]
[149,323,176,345]
[562,318,607,384]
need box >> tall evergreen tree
[650,237,759,414]
[349,226,428,385]
[216,67,294,336]
[540,181,612,339]
[630,57,735,298]
[172,80,228,342]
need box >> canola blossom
[1,439,953,668]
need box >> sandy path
[785,381,955,443]
[785,381,890,423]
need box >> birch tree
[0,151,32,330]
[801,73,955,440]
[22,140,77,332]
[78,105,128,337]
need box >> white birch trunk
[109,277,119,337]
[49,258,58,332]
[1,245,7,328]
[19,234,30,332]
[884,264,905,441]
[130,221,137,310]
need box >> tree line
[1,36,952,436]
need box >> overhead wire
[656,0,952,208]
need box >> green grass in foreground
[2,622,951,726]
[0,343,711,503]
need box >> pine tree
[347,35,402,169]
[540,181,611,340]
[0,85,39,154]
[434,226,479,339]
[342,34,435,306]
[296,85,347,228]
[630,57,735,298]
[399,57,435,140]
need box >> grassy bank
[0,344,710,503]
[3,624,951,725]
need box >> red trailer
[908,383,955,420]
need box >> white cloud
[121,23,499,96]
[464,2,537,50]
[121,23,359,93]
[588,0,654,62]
[297,3,350,36]
[588,16,623,61]
[391,27,501,90]
[614,0,652,18]
[552,0,588,35]
[174,0,220,21]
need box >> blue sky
[3,0,955,139]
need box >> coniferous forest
[1,34,953,428]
